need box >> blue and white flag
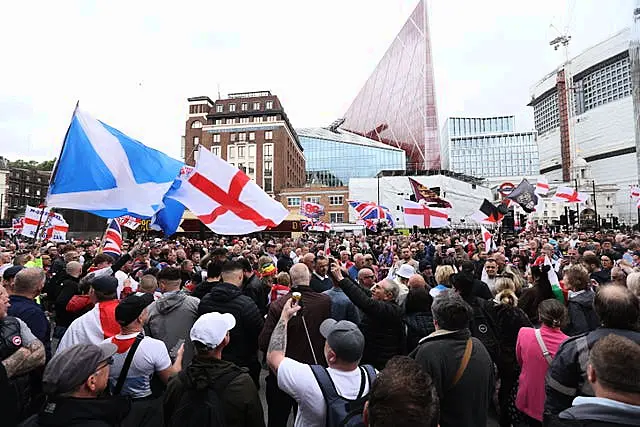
[46,107,184,220]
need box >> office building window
[227,118,236,124]
[329,212,344,223]
[230,133,236,142]
[254,116,262,123]
[264,143,273,157]
[249,132,255,141]
[239,117,250,124]
[229,104,236,112]
[580,56,631,113]
[329,195,344,205]
[264,178,273,193]
[191,121,203,129]
[238,133,246,142]
[265,130,273,140]
[307,196,320,204]
[248,144,256,159]
[266,101,273,109]
[267,116,277,122]
[193,136,200,146]
[216,105,223,113]
[215,119,222,125]
[241,103,248,111]
[287,197,301,207]
[228,146,236,160]
[213,134,220,143]
[253,102,260,110]
[532,92,559,135]
[212,146,221,157]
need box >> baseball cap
[115,293,154,326]
[190,312,236,348]
[90,275,118,294]
[396,264,416,279]
[319,319,365,363]
[3,265,24,280]
[42,343,117,395]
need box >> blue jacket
[8,295,51,360]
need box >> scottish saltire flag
[101,219,123,259]
[348,200,395,227]
[46,107,184,220]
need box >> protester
[403,287,434,353]
[238,257,267,316]
[3,265,25,294]
[309,255,332,293]
[482,258,499,294]
[562,264,599,336]
[269,272,291,304]
[519,263,556,325]
[393,263,413,305]
[53,261,83,336]
[163,312,264,427]
[348,253,366,281]
[356,267,376,291]
[191,259,222,299]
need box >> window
[254,116,262,123]
[264,144,273,157]
[287,197,301,207]
[248,144,256,158]
[329,195,344,205]
[330,212,344,223]
[191,121,203,129]
[249,132,255,141]
[238,145,246,158]
[264,160,272,175]
[266,101,273,109]
[227,118,236,124]
[228,146,236,160]
[264,178,273,193]
[36,189,41,196]
[267,116,277,122]
[307,196,320,204]
[212,134,220,143]
[237,162,246,173]
[239,117,250,124]
[532,92,559,135]
[248,162,255,175]
[253,102,260,110]
[241,103,248,111]
[215,119,222,125]
[229,104,236,112]
[25,187,29,194]
[238,133,247,142]
[212,146,221,157]
[578,56,631,113]
[230,133,236,142]
[216,105,223,113]
[265,130,273,140]
[193,136,200,146]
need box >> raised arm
[266,298,300,374]
[1,340,45,378]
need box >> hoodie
[146,291,199,365]
[564,289,599,337]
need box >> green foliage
[9,158,56,171]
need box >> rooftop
[228,91,272,99]
[296,127,405,151]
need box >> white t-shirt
[103,333,171,398]
[114,271,138,299]
[277,358,373,427]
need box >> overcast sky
[0,0,632,162]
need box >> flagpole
[32,206,47,242]
[49,101,80,189]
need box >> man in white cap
[164,312,264,427]
[394,263,414,305]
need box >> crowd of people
[1,228,640,427]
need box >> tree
[8,158,56,171]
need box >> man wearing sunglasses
[23,342,130,426]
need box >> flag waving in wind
[507,179,539,213]
[101,220,122,259]
[403,200,448,228]
[552,186,589,204]
[349,200,395,227]
[480,225,496,253]
[470,199,504,224]
[46,106,184,220]
[164,147,288,235]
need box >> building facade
[529,28,635,223]
[278,186,350,224]
[184,91,305,195]
[6,168,49,218]
[441,116,539,178]
[342,0,440,170]
[297,127,406,187]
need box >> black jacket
[276,255,294,274]
[339,277,404,370]
[472,279,493,300]
[21,396,130,427]
[191,280,218,300]
[310,273,333,293]
[243,274,267,316]
[403,311,435,354]
[54,276,81,328]
[564,290,599,337]
[548,400,640,427]
[410,329,494,427]
[544,328,640,418]
[198,282,264,368]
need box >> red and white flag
[480,225,496,252]
[403,200,448,228]
[166,147,288,235]
[551,186,589,204]
[21,205,68,241]
[535,176,550,195]
[117,215,143,230]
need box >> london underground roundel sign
[498,182,515,197]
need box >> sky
[0,0,632,162]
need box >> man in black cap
[2,265,25,294]
[105,293,183,426]
[267,299,376,427]
[21,343,131,427]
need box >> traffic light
[568,210,577,226]
[559,214,567,226]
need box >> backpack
[310,364,377,427]
[468,297,501,364]
[167,369,242,427]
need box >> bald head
[407,274,427,289]
[302,253,315,271]
[65,261,83,278]
[290,263,310,287]
[13,267,45,297]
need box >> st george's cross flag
[46,106,184,224]
[21,205,68,241]
[480,225,496,253]
[101,219,123,259]
[402,200,448,228]
[164,147,288,235]
[552,186,589,204]
[535,176,550,195]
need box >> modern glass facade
[441,116,539,178]
[298,128,406,186]
[342,0,440,170]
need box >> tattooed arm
[267,298,301,373]
[2,340,45,378]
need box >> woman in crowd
[429,264,455,298]
[518,263,555,325]
[403,288,434,353]
[516,299,568,426]
[562,264,599,336]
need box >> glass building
[441,116,539,178]
[297,127,406,186]
[342,0,440,170]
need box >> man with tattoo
[267,300,376,427]
[0,285,46,426]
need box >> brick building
[278,186,349,224]
[184,91,305,195]
[5,168,49,218]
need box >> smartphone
[170,339,185,359]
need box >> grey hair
[627,272,640,299]
[383,279,399,301]
[13,268,46,294]
[431,290,472,331]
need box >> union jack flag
[348,200,394,227]
[101,219,123,259]
[302,219,332,232]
